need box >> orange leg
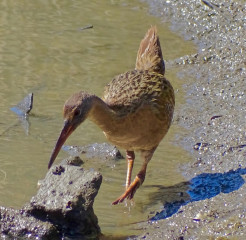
[125,151,135,189]
[112,147,156,205]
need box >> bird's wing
[103,70,174,117]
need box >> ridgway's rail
[48,26,175,205]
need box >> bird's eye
[74,109,81,117]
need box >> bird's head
[48,91,93,169]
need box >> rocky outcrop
[0,163,102,239]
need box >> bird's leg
[112,147,156,205]
[125,151,135,189]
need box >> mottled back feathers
[103,70,174,119]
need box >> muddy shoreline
[133,0,246,239]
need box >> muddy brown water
[0,0,196,238]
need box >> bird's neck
[88,96,118,133]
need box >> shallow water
[0,0,195,238]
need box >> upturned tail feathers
[135,26,165,76]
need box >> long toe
[112,177,141,205]
[112,193,127,205]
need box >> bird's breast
[103,103,173,151]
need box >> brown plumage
[135,26,165,75]
[48,26,175,205]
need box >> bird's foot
[112,176,141,205]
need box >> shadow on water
[149,168,246,220]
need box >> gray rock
[25,165,102,238]
[11,93,33,116]
[0,165,102,239]
[62,143,124,169]
[9,93,33,135]
[61,156,84,166]
[0,206,59,239]
[63,143,123,161]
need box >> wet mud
[133,0,246,239]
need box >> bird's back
[103,70,174,120]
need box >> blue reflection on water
[151,168,246,220]
[10,106,27,117]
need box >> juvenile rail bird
[48,26,175,205]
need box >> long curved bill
[48,120,75,169]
